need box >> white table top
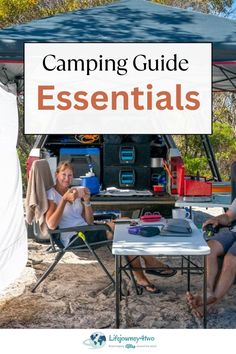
[112,220,210,256]
[175,194,231,208]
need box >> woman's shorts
[69,229,108,248]
[209,228,236,256]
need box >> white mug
[172,208,190,219]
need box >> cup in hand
[172,208,190,219]
[76,186,90,199]
[76,186,87,198]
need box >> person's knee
[208,240,224,257]
[222,253,236,274]
[106,230,113,240]
[105,221,114,240]
[106,221,115,232]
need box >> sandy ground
[0,207,235,329]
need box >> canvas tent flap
[0,83,27,293]
[0,0,235,91]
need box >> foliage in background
[152,0,234,16]
[17,102,35,193]
[1,0,233,27]
[17,147,28,193]
[210,122,236,178]
[0,0,114,27]
[176,122,236,181]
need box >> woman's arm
[46,199,67,230]
[46,189,77,229]
[81,188,94,225]
[82,203,94,225]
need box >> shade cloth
[0,0,235,91]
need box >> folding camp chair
[25,159,116,292]
[31,223,115,292]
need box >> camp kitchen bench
[175,194,231,212]
[91,194,176,217]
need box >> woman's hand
[77,187,91,202]
[62,188,78,204]
[83,188,91,202]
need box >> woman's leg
[105,221,115,240]
[127,255,160,293]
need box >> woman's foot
[136,282,160,294]
[134,274,160,294]
[144,258,177,277]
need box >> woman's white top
[47,187,87,247]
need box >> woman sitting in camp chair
[46,161,177,294]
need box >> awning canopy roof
[0,0,235,91]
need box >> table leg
[187,256,191,292]
[120,257,123,300]
[115,255,121,328]
[181,256,184,275]
[189,206,193,219]
[203,255,207,328]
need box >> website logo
[83,332,106,349]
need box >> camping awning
[213,62,236,92]
[0,0,235,91]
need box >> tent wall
[0,83,27,292]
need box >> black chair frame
[31,223,115,292]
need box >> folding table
[112,220,210,328]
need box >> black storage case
[103,166,151,189]
[103,143,150,166]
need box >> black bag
[160,219,192,236]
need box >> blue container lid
[60,147,100,155]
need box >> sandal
[145,266,177,278]
[136,283,161,294]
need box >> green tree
[0,0,114,27]
[213,92,236,128]
[0,0,38,26]
[176,122,236,180]
[152,0,234,16]
[209,122,236,178]
[17,101,35,193]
